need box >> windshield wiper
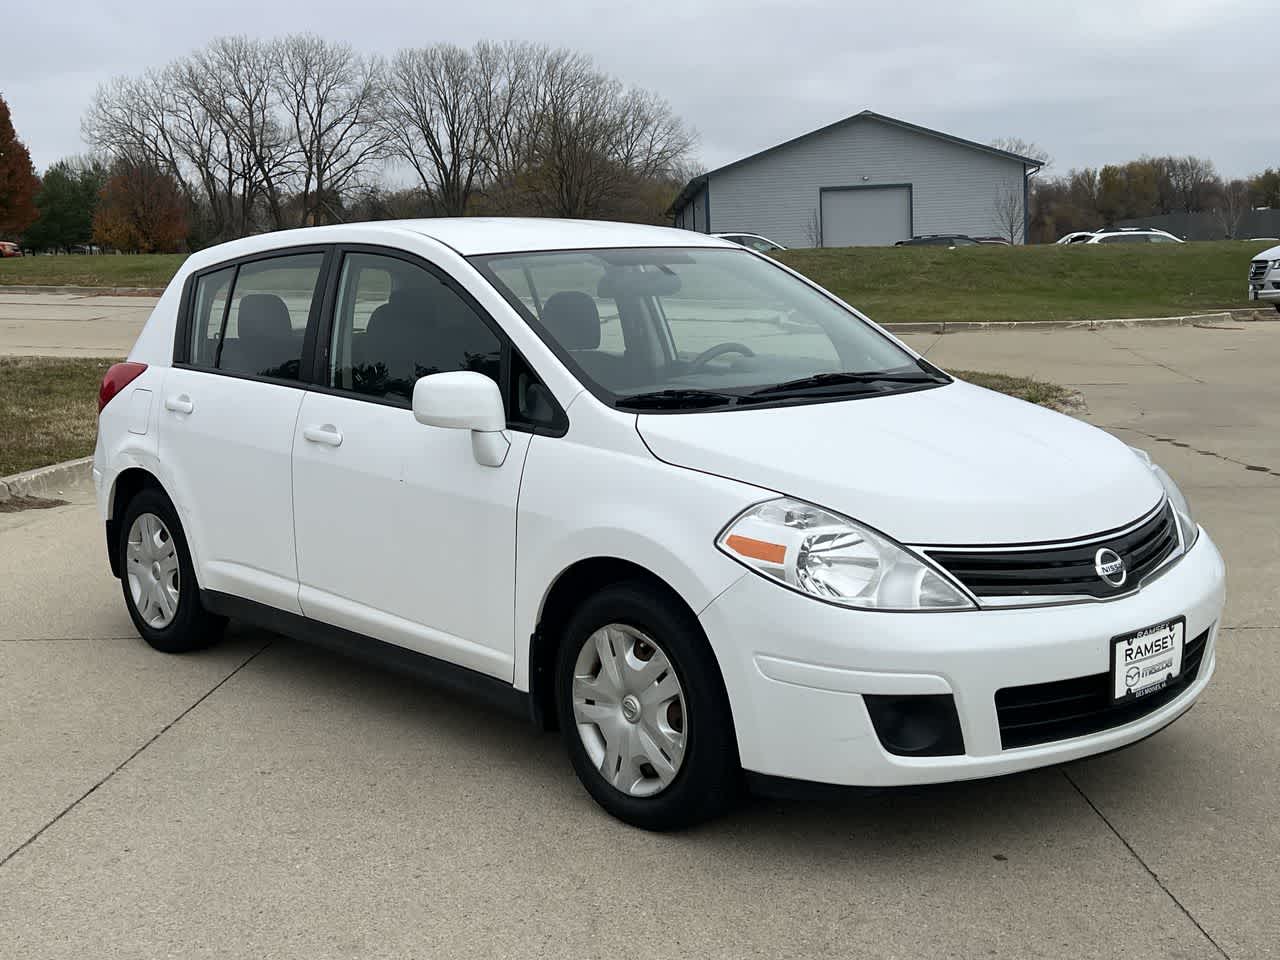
[614,388,744,410]
[750,369,944,397]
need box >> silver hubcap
[572,624,687,797]
[126,513,180,628]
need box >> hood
[637,380,1163,545]
[1254,243,1280,262]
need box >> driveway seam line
[1104,425,1279,479]
[0,639,272,871]
[1062,769,1231,959]
[1094,329,1206,384]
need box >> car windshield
[471,246,944,411]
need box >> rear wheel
[555,581,739,830]
[118,487,225,653]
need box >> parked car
[712,233,786,253]
[1248,242,1280,311]
[95,219,1224,830]
[1084,228,1184,245]
[0,241,23,257]
[894,235,980,247]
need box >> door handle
[164,394,193,414]
[302,424,343,447]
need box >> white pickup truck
[1248,244,1280,310]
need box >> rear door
[160,249,329,613]
[290,248,555,680]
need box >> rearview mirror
[412,372,509,466]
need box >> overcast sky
[6,0,1276,181]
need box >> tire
[554,581,740,830]
[117,486,225,653]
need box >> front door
[159,250,328,614]
[291,250,530,680]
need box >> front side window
[188,252,324,381]
[473,246,944,411]
[328,252,501,404]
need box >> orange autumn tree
[92,161,188,252]
[0,93,40,238]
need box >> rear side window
[186,252,325,381]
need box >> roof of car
[183,219,732,271]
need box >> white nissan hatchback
[95,219,1225,829]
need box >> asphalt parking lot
[1,296,1278,958]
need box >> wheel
[555,581,740,830]
[118,487,225,653]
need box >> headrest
[367,288,435,339]
[541,291,600,350]
[237,294,292,340]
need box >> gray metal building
[671,111,1043,247]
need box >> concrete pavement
[0,291,155,357]
[1,321,1279,957]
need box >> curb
[0,284,165,297]
[0,457,94,502]
[887,308,1277,334]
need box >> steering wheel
[690,342,756,370]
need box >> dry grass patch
[0,356,113,476]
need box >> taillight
[98,362,148,413]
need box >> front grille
[926,503,1179,602]
[994,627,1210,749]
[1250,260,1269,281]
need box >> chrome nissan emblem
[1094,547,1127,587]
[620,694,642,724]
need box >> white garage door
[820,186,912,247]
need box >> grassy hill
[1,240,1270,324]
[775,240,1269,324]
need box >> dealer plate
[1112,618,1184,701]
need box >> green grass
[777,240,1270,324]
[0,254,186,288]
[0,357,113,476]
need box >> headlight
[717,498,975,611]
[1271,260,1280,270]
[1129,446,1198,550]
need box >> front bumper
[1248,279,1280,302]
[698,531,1225,787]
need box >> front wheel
[118,487,225,653]
[555,582,740,830]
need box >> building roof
[669,110,1046,214]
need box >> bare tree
[85,34,699,237]
[990,182,1025,244]
[803,208,822,247]
[989,136,1052,170]
[186,37,295,231]
[1211,179,1252,238]
[1168,155,1218,213]
[382,44,488,217]
[274,35,387,225]
[528,48,694,218]
[472,41,544,195]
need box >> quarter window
[189,267,234,368]
[328,252,501,404]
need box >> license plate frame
[1110,617,1185,702]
